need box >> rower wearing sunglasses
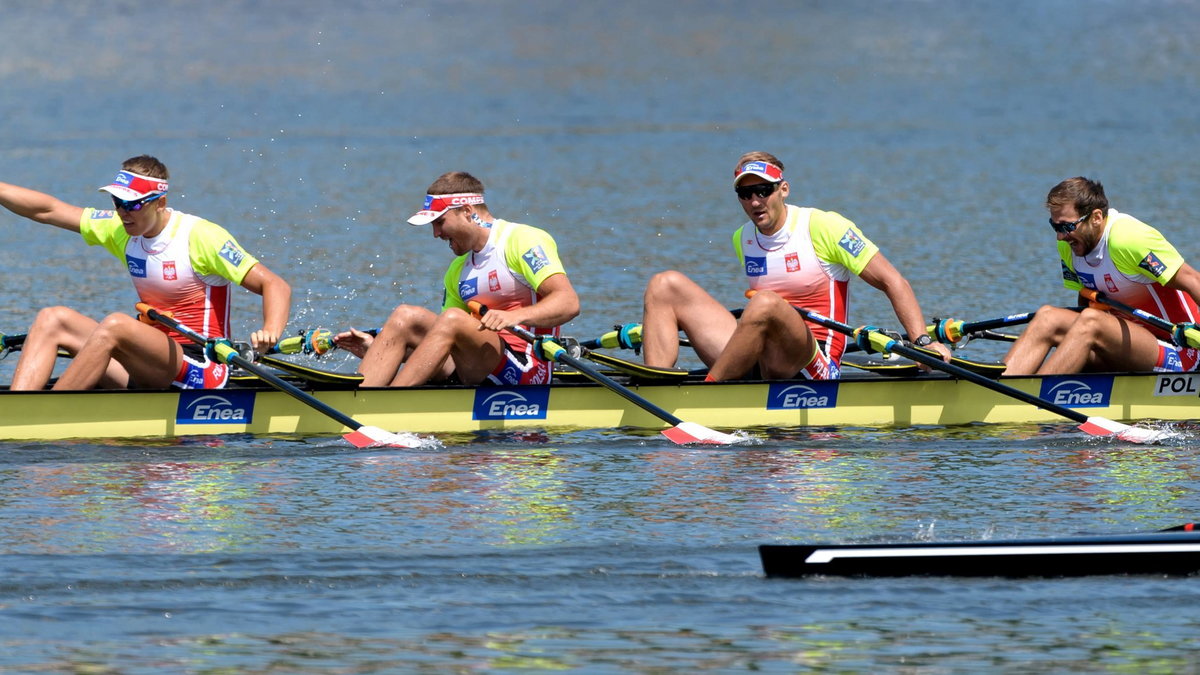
[0,155,291,390]
[1002,176,1200,375]
[639,150,950,382]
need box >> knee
[741,290,788,321]
[644,270,694,303]
[382,304,430,331]
[30,305,76,330]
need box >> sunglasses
[112,193,164,212]
[735,182,780,200]
[1048,212,1089,234]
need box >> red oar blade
[343,425,433,449]
[1078,416,1176,444]
[661,421,744,445]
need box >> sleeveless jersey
[441,219,567,339]
[733,205,879,362]
[1059,209,1198,337]
[79,208,260,344]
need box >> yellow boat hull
[3,372,1198,441]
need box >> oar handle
[1080,288,1200,348]
[271,328,336,356]
[467,301,687,427]
[135,303,366,432]
[796,306,1092,425]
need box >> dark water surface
[3,1,1200,671]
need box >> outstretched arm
[858,253,952,362]
[0,182,85,232]
[239,263,292,350]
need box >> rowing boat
[759,525,1200,577]
[1,362,1196,441]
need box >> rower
[0,156,291,391]
[639,151,951,382]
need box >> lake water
[2,0,1200,671]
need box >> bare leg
[53,313,181,390]
[1038,309,1161,374]
[392,308,503,386]
[356,305,440,387]
[12,306,126,390]
[641,270,737,368]
[1002,306,1075,376]
[708,290,817,381]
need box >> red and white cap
[733,161,784,186]
[98,170,169,201]
[407,192,486,225]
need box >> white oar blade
[343,425,426,449]
[661,421,743,445]
[1079,416,1174,444]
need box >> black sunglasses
[735,182,779,200]
[112,193,164,212]
[1048,212,1089,234]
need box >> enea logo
[126,255,147,278]
[1039,375,1113,408]
[473,386,550,420]
[177,390,255,424]
[767,381,839,409]
[745,256,767,277]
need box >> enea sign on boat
[766,381,839,410]
[473,386,550,420]
[176,390,256,425]
[1038,375,1113,408]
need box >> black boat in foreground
[759,524,1200,578]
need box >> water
[2,0,1200,670]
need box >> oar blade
[661,421,742,445]
[1079,416,1174,444]
[343,425,426,449]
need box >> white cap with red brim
[733,161,784,186]
[407,192,486,225]
[98,170,169,201]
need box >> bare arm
[477,273,581,332]
[238,263,292,350]
[1166,262,1200,309]
[0,182,85,232]
[858,252,952,362]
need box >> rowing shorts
[1154,340,1200,373]
[487,331,554,385]
[172,345,231,389]
[796,347,841,381]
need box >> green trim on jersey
[1058,211,1185,290]
[79,208,259,284]
[442,220,567,311]
[731,207,878,275]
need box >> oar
[467,302,740,445]
[1079,289,1200,348]
[270,328,337,356]
[927,308,1079,345]
[790,305,1171,444]
[135,303,421,448]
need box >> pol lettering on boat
[1155,374,1200,396]
[767,381,839,410]
[177,390,256,424]
[1038,375,1113,408]
[473,386,550,420]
